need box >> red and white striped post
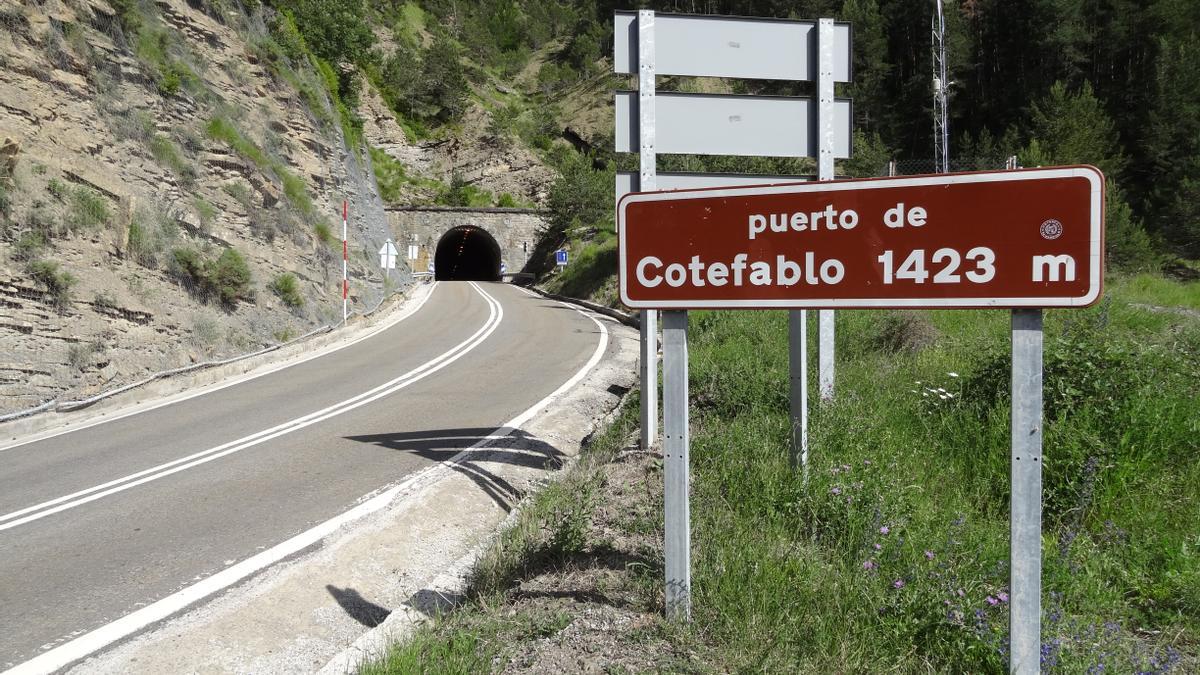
[342,200,348,323]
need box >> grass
[269,272,304,309]
[544,231,618,304]
[27,260,76,312]
[205,115,329,238]
[68,186,110,231]
[362,400,643,672]
[149,134,195,182]
[359,272,1198,673]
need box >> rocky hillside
[0,0,566,414]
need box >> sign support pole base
[662,309,691,621]
[1010,308,1043,674]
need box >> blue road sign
[500,262,507,275]
[556,249,568,266]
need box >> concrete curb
[527,287,640,329]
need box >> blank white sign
[614,11,851,83]
[616,91,852,159]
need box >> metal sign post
[1010,308,1043,674]
[379,240,398,281]
[815,19,838,403]
[636,10,659,453]
[616,9,853,622]
[662,309,690,619]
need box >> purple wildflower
[879,526,890,535]
[873,543,882,550]
[924,550,935,560]
[862,560,877,571]
[986,596,998,606]
[830,487,841,495]
[893,579,905,589]
[998,591,1009,603]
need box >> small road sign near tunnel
[618,166,1104,310]
[556,249,568,266]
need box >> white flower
[947,372,959,378]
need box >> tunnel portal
[434,225,502,281]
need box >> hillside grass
[360,272,1198,673]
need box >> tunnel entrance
[433,225,502,281]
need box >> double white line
[0,282,504,534]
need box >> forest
[274,0,1200,270]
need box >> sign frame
[618,166,1105,310]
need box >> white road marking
[0,283,501,533]
[2,285,610,675]
[0,283,440,453]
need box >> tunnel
[433,225,502,281]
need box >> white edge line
[0,284,500,531]
[0,284,440,453]
[3,285,610,675]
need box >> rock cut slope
[0,0,397,413]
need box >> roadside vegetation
[362,272,1198,672]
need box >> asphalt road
[0,282,608,671]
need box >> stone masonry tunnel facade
[385,207,547,280]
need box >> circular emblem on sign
[1040,219,1063,240]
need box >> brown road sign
[618,166,1105,309]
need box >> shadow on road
[344,428,565,512]
[326,585,390,627]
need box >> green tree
[1020,81,1156,270]
[277,0,375,65]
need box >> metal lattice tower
[932,0,949,173]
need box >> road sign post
[662,309,690,619]
[1010,308,1043,674]
[619,165,1104,667]
[616,9,852,622]
[379,239,398,281]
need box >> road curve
[0,282,608,671]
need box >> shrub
[269,272,304,308]
[127,220,157,267]
[14,231,48,261]
[207,248,253,306]
[47,178,67,200]
[149,134,194,182]
[0,181,10,219]
[68,186,111,231]
[169,246,253,307]
[314,221,334,244]
[27,259,76,312]
[193,196,217,230]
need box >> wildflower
[840,464,851,472]
[863,460,871,466]
[986,596,998,606]
[893,579,905,589]
[879,526,890,535]
[862,560,877,571]
[924,550,935,560]
[957,588,965,597]
[948,372,959,378]
[830,487,841,495]
[873,543,882,550]
[997,591,1009,603]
